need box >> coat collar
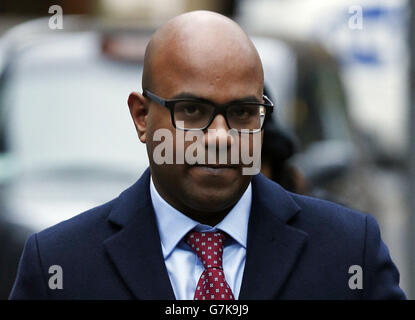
[238,172,309,299]
[104,167,308,300]
[104,168,176,300]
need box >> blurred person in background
[9,10,406,300]
[259,84,340,199]
[260,106,307,195]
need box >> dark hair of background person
[261,88,308,195]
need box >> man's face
[130,13,264,223]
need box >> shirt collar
[150,176,252,259]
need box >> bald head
[142,10,263,97]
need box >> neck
[151,178,234,227]
[182,207,232,227]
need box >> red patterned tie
[185,231,235,300]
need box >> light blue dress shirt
[149,176,252,300]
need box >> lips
[192,164,239,169]
[187,163,240,183]
[189,164,239,177]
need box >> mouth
[186,162,241,185]
[188,163,239,176]
[193,164,239,169]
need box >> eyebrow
[171,92,261,104]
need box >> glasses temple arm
[143,89,166,107]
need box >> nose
[203,114,235,150]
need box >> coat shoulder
[286,191,372,251]
[290,192,368,226]
[35,198,118,253]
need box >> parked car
[0,17,153,232]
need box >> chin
[183,185,241,213]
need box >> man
[10,11,405,300]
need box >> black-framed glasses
[143,89,274,133]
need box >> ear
[128,92,148,143]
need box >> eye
[180,103,210,115]
[229,105,255,118]
[184,105,198,115]
[175,102,211,120]
[236,107,247,116]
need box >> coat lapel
[238,174,308,299]
[103,168,176,300]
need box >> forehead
[149,26,263,102]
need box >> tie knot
[185,231,226,269]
